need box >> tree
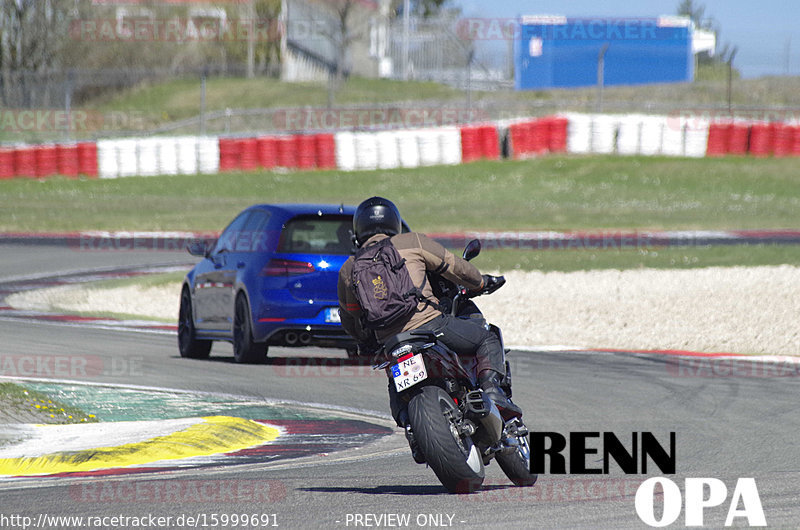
[676,0,736,64]
[0,0,75,106]
[393,0,451,18]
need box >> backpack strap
[402,273,446,313]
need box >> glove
[481,274,505,294]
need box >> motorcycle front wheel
[408,385,485,493]
[496,428,538,487]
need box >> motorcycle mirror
[462,239,481,261]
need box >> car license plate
[324,307,341,323]
[391,354,427,392]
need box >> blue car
[179,203,359,363]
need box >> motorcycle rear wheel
[408,385,485,493]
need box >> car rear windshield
[277,215,354,255]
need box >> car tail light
[261,258,315,276]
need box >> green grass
[2,156,800,233]
[91,74,800,127]
[85,271,187,290]
[476,244,800,272]
[0,382,98,424]
[90,76,465,124]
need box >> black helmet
[353,196,402,247]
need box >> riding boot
[478,370,523,420]
[395,408,426,464]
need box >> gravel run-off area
[6,266,800,356]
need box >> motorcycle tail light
[261,258,315,276]
[391,344,414,359]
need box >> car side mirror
[187,240,211,257]
[462,239,481,261]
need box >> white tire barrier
[661,116,684,157]
[334,131,357,171]
[157,137,179,176]
[97,139,119,179]
[376,131,400,169]
[684,118,710,158]
[417,129,442,166]
[397,130,420,168]
[136,138,159,177]
[117,139,138,178]
[566,113,592,154]
[591,114,618,154]
[197,136,219,174]
[176,136,199,175]
[616,115,642,156]
[639,116,664,156]
[439,126,462,165]
[353,132,379,171]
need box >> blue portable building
[515,15,695,90]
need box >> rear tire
[178,287,212,359]
[496,427,538,487]
[408,385,485,493]
[233,292,267,364]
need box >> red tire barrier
[239,138,259,171]
[460,126,482,163]
[257,136,278,169]
[792,126,800,157]
[0,148,14,179]
[315,134,337,169]
[14,146,37,178]
[749,123,774,157]
[706,122,732,157]
[295,134,317,169]
[56,143,80,177]
[508,122,527,159]
[478,125,500,160]
[218,138,240,171]
[728,123,750,156]
[276,136,297,168]
[548,116,569,153]
[35,145,59,178]
[530,119,549,155]
[77,142,98,177]
[773,123,794,158]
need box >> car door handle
[237,262,246,269]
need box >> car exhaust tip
[299,332,312,345]
[285,331,298,345]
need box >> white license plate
[324,307,341,323]
[391,353,428,392]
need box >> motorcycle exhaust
[299,332,312,345]
[464,390,503,443]
[284,331,298,346]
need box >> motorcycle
[372,240,537,493]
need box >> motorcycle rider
[337,197,521,459]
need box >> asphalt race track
[1,244,799,528]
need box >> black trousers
[417,313,505,375]
[387,313,506,426]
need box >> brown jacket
[337,232,483,343]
